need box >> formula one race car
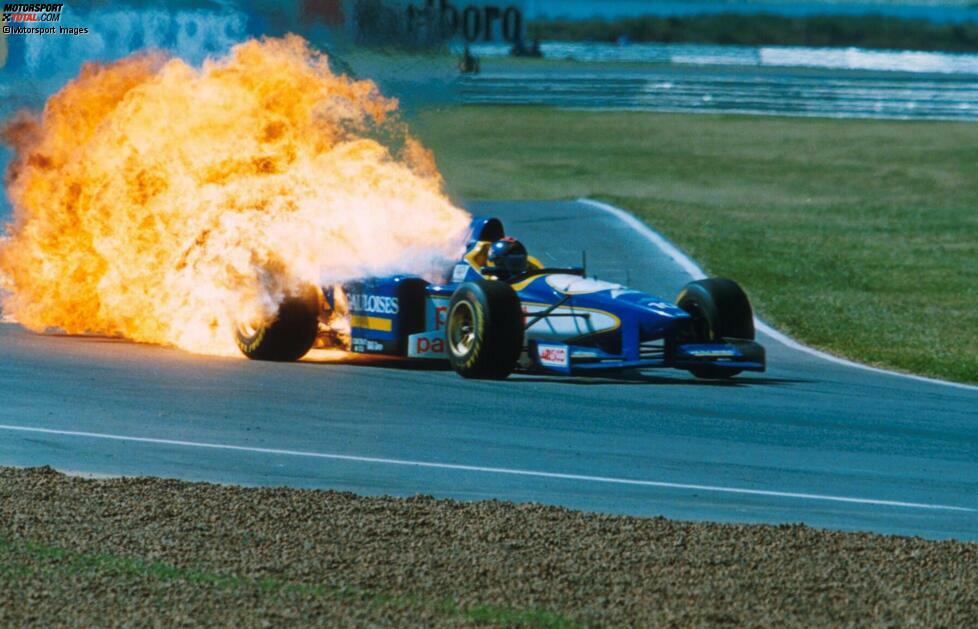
[235,217,766,380]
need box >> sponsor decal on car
[352,337,385,352]
[452,263,469,282]
[347,293,399,315]
[426,297,450,330]
[349,315,393,332]
[536,343,569,368]
[407,331,448,358]
[681,345,740,358]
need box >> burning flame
[0,35,470,356]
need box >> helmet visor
[498,253,527,274]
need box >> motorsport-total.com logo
[2,3,89,35]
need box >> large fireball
[0,35,470,355]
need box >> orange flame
[0,36,470,356]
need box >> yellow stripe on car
[350,315,393,332]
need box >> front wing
[528,338,766,375]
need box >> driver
[487,237,529,279]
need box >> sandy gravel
[1,466,976,626]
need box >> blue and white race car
[235,217,766,379]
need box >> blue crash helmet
[488,237,529,278]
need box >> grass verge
[2,467,977,626]
[413,107,978,383]
[0,536,569,627]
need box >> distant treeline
[531,14,978,53]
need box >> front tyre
[676,278,755,379]
[235,287,320,362]
[446,280,524,379]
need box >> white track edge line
[577,198,978,393]
[0,424,973,513]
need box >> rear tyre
[446,280,524,379]
[235,287,320,362]
[676,278,754,379]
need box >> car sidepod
[344,276,428,356]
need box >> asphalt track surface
[2,200,976,540]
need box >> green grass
[0,536,574,626]
[412,107,978,384]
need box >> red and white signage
[407,331,448,359]
[536,343,569,368]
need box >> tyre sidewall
[447,280,523,379]
[447,284,488,372]
[676,283,721,342]
[676,278,754,341]
[676,278,754,379]
[235,287,320,361]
